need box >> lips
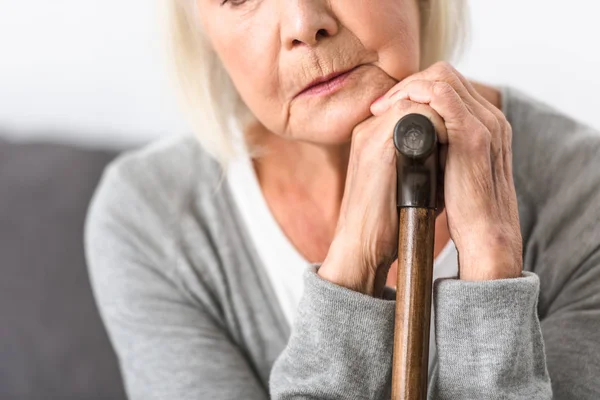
[295,66,360,98]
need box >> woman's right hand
[318,96,447,298]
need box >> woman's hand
[319,61,523,297]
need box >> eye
[220,0,248,6]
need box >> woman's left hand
[371,61,523,281]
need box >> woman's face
[196,0,421,144]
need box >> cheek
[222,41,278,116]
[228,47,283,135]
[199,0,421,140]
[205,12,282,130]
[351,1,421,79]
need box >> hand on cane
[319,61,523,297]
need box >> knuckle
[352,123,380,158]
[433,81,454,97]
[483,112,501,133]
[352,125,368,145]
[505,121,513,143]
[352,118,369,137]
[381,137,397,164]
[493,118,502,134]
[470,126,492,151]
[392,98,414,112]
[504,122,514,154]
[432,61,455,77]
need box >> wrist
[456,229,523,281]
[319,234,397,296]
[458,247,522,281]
[317,263,377,296]
[319,242,388,296]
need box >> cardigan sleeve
[507,85,600,398]
[269,264,553,399]
[269,88,600,399]
[85,162,270,400]
[86,160,553,400]
[85,86,600,399]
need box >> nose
[280,0,339,49]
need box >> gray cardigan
[84,85,600,399]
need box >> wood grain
[391,207,436,400]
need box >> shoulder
[502,85,600,315]
[94,133,222,208]
[502,84,600,232]
[502,85,600,193]
[83,133,224,277]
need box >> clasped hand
[320,61,523,297]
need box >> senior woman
[84,0,600,399]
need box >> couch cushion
[0,137,128,399]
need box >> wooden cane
[391,114,439,400]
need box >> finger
[336,132,360,235]
[390,79,504,174]
[373,62,479,117]
[377,98,448,149]
[412,65,509,182]
[375,74,501,150]
[453,78,509,185]
[389,81,484,151]
[430,69,508,180]
[371,64,507,179]
[373,99,448,222]
[436,145,447,217]
[439,143,448,173]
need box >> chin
[283,65,397,144]
[285,92,378,145]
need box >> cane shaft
[391,207,436,400]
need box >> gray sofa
[0,135,130,399]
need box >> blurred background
[1,0,598,399]
[2,0,599,148]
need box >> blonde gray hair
[165,0,470,170]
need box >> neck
[248,121,351,223]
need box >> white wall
[0,0,598,148]
[457,1,600,132]
[0,0,190,148]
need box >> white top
[225,127,459,375]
